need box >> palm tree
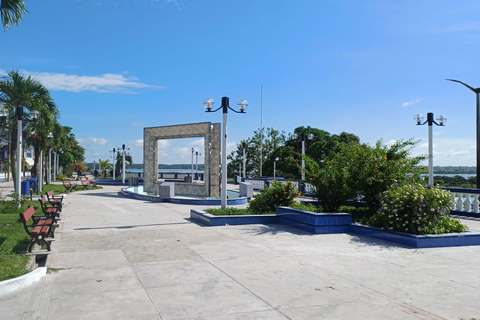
[1,0,27,30]
[0,70,55,192]
[98,160,112,178]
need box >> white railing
[445,188,480,214]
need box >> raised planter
[190,209,276,226]
[349,223,480,248]
[190,207,480,248]
[276,206,352,234]
[190,207,352,233]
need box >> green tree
[98,159,112,178]
[306,139,425,213]
[305,143,358,212]
[0,70,55,192]
[347,139,425,212]
[115,153,132,176]
[1,0,27,30]
[227,127,286,177]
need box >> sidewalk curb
[0,267,47,296]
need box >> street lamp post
[195,151,201,180]
[191,148,194,181]
[46,132,53,184]
[204,97,248,209]
[446,79,480,188]
[118,144,130,184]
[415,112,447,186]
[293,132,314,181]
[109,147,116,180]
[273,157,280,179]
[242,142,247,178]
[0,106,38,197]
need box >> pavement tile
[55,249,129,268]
[46,288,160,320]
[50,266,143,295]
[134,260,232,288]
[147,281,273,320]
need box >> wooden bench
[81,179,97,189]
[20,206,55,252]
[46,190,64,212]
[63,180,77,192]
[39,196,60,222]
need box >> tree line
[0,70,85,190]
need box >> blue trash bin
[21,180,30,195]
[29,178,38,192]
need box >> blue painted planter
[349,223,480,248]
[276,206,352,234]
[190,209,276,226]
[190,207,480,248]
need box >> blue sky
[2,0,480,166]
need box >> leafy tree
[227,127,286,177]
[306,139,425,213]
[1,0,27,30]
[72,161,87,177]
[305,143,358,212]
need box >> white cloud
[402,98,422,107]
[411,137,476,166]
[134,139,144,148]
[78,137,108,146]
[0,68,164,93]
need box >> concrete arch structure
[143,122,221,197]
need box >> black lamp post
[446,79,480,188]
[414,113,447,186]
[204,97,248,209]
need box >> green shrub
[248,180,300,214]
[339,205,373,223]
[370,181,467,235]
[291,202,320,212]
[56,174,67,181]
[204,208,260,216]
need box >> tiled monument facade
[143,122,221,197]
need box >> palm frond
[1,0,28,30]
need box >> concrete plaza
[1,184,480,319]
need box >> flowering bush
[248,180,300,214]
[371,181,467,235]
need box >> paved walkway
[1,185,480,319]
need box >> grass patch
[0,200,43,282]
[38,183,101,195]
[204,207,271,216]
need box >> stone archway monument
[143,122,221,197]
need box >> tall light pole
[242,142,247,178]
[260,85,263,177]
[47,132,53,184]
[446,79,480,188]
[195,151,201,179]
[415,113,447,186]
[204,97,248,209]
[191,148,194,181]
[109,147,116,180]
[118,144,130,184]
[293,132,314,181]
[273,157,280,179]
